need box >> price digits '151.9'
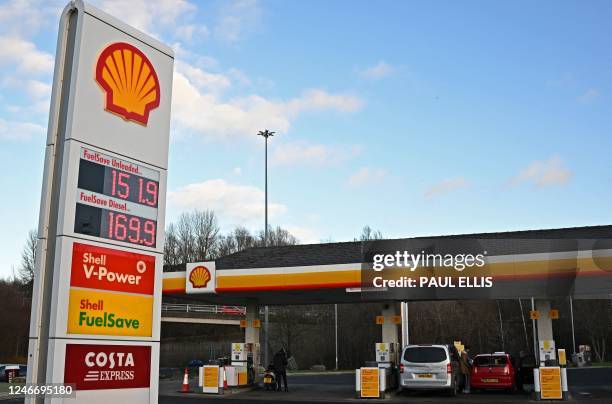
[108,169,158,207]
[77,158,160,209]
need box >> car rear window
[474,355,508,367]
[403,347,447,363]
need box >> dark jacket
[273,350,288,372]
[459,351,471,375]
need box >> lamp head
[257,129,275,138]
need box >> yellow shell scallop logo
[95,42,160,125]
[189,266,211,289]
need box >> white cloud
[359,61,395,79]
[95,0,197,36]
[214,0,261,42]
[6,100,49,115]
[285,226,320,244]
[509,156,572,188]
[424,177,469,200]
[0,35,54,74]
[195,55,221,70]
[0,118,45,141]
[174,24,209,42]
[577,88,599,103]
[26,80,51,99]
[232,166,242,175]
[0,8,55,119]
[175,61,231,93]
[347,167,386,187]
[0,0,59,36]
[272,141,329,166]
[227,68,251,86]
[271,141,361,167]
[285,89,363,114]
[171,64,363,139]
[167,179,287,227]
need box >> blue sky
[1,0,611,278]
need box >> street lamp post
[257,130,275,245]
[257,129,275,367]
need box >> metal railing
[161,303,246,315]
[161,304,327,316]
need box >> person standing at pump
[273,348,289,392]
[460,345,472,393]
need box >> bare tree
[0,279,31,362]
[216,226,297,257]
[575,299,611,362]
[163,211,299,266]
[176,212,196,263]
[207,226,254,257]
[257,226,298,247]
[192,210,220,261]
[163,223,180,266]
[234,227,256,251]
[272,307,311,356]
[17,230,37,288]
[216,234,237,257]
[359,225,383,241]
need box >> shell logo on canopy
[95,42,160,125]
[189,266,211,288]
[185,262,216,294]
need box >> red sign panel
[71,242,155,295]
[64,344,151,390]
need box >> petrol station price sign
[74,148,160,248]
[360,367,380,398]
[27,1,174,402]
[539,366,562,400]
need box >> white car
[398,344,462,396]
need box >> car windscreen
[474,355,508,367]
[403,347,447,363]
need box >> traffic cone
[180,367,191,393]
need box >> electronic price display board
[74,148,160,248]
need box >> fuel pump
[230,342,259,385]
[375,342,398,390]
[231,343,248,365]
[375,342,398,368]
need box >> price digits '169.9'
[103,210,156,246]
[73,204,157,247]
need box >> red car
[470,353,516,391]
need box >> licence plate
[264,377,272,383]
[482,378,499,383]
[417,373,433,378]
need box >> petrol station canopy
[163,225,612,306]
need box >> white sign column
[27,1,173,403]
